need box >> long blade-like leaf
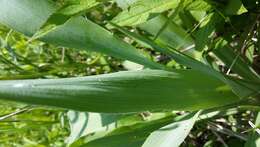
[40,16,164,69]
[0,70,238,113]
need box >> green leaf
[109,0,180,27]
[178,10,198,31]
[109,23,260,98]
[0,70,238,113]
[67,111,120,144]
[0,0,56,36]
[58,0,99,16]
[40,16,164,69]
[195,13,223,51]
[142,111,200,147]
[110,0,212,27]
[138,15,195,53]
[212,39,260,81]
[109,22,225,80]
[0,0,164,70]
[70,108,245,147]
[70,112,176,147]
[182,0,212,11]
[115,0,137,9]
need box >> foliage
[0,0,259,146]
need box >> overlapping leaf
[109,22,260,99]
[70,112,176,147]
[69,108,238,147]
[0,0,163,70]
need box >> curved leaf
[40,16,164,69]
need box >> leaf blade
[0,70,239,113]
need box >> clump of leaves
[0,0,259,146]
